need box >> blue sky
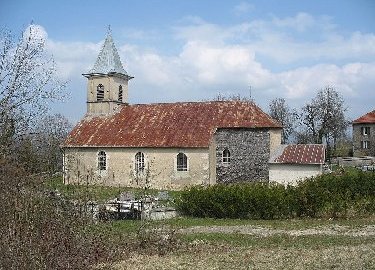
[1,0,374,123]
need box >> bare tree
[212,93,254,102]
[34,113,73,173]
[12,113,72,174]
[298,87,349,151]
[0,24,67,154]
[268,98,296,143]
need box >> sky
[1,0,374,124]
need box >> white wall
[269,163,322,185]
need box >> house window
[98,151,107,170]
[222,149,231,164]
[135,152,145,173]
[362,127,370,136]
[97,84,104,101]
[177,153,188,171]
[118,85,123,102]
[362,141,369,149]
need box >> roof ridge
[128,100,258,106]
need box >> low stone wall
[142,207,178,221]
[337,156,375,167]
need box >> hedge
[175,169,375,219]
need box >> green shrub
[175,168,375,219]
[176,182,293,220]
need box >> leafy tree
[0,24,66,154]
[268,98,296,143]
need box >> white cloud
[278,62,375,100]
[46,40,101,79]
[175,14,375,65]
[23,24,48,41]
[233,2,254,16]
[272,12,315,32]
[41,12,375,122]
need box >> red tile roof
[270,144,325,164]
[63,101,281,148]
[353,110,375,124]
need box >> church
[62,31,286,190]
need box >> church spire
[84,29,133,114]
[84,28,133,80]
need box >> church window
[135,152,145,173]
[177,153,188,171]
[222,149,231,164]
[118,85,123,102]
[97,84,104,101]
[98,151,107,170]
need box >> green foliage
[175,169,375,219]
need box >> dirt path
[180,224,375,237]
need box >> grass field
[94,216,375,270]
[48,176,375,269]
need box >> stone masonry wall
[215,128,270,183]
[353,123,375,157]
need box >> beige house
[62,32,283,190]
[269,144,326,185]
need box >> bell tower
[83,28,133,115]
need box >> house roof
[353,110,375,124]
[270,144,325,165]
[85,32,129,76]
[63,101,282,148]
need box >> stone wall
[215,128,270,183]
[63,147,211,190]
[353,123,375,157]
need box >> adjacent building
[269,144,326,185]
[353,110,375,157]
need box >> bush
[175,168,375,219]
[0,158,118,269]
[176,182,293,220]
[137,221,180,256]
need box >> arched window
[222,149,231,164]
[97,84,104,101]
[98,151,107,170]
[177,153,188,171]
[118,85,123,102]
[135,152,145,173]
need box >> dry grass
[96,217,375,270]
[105,242,375,270]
